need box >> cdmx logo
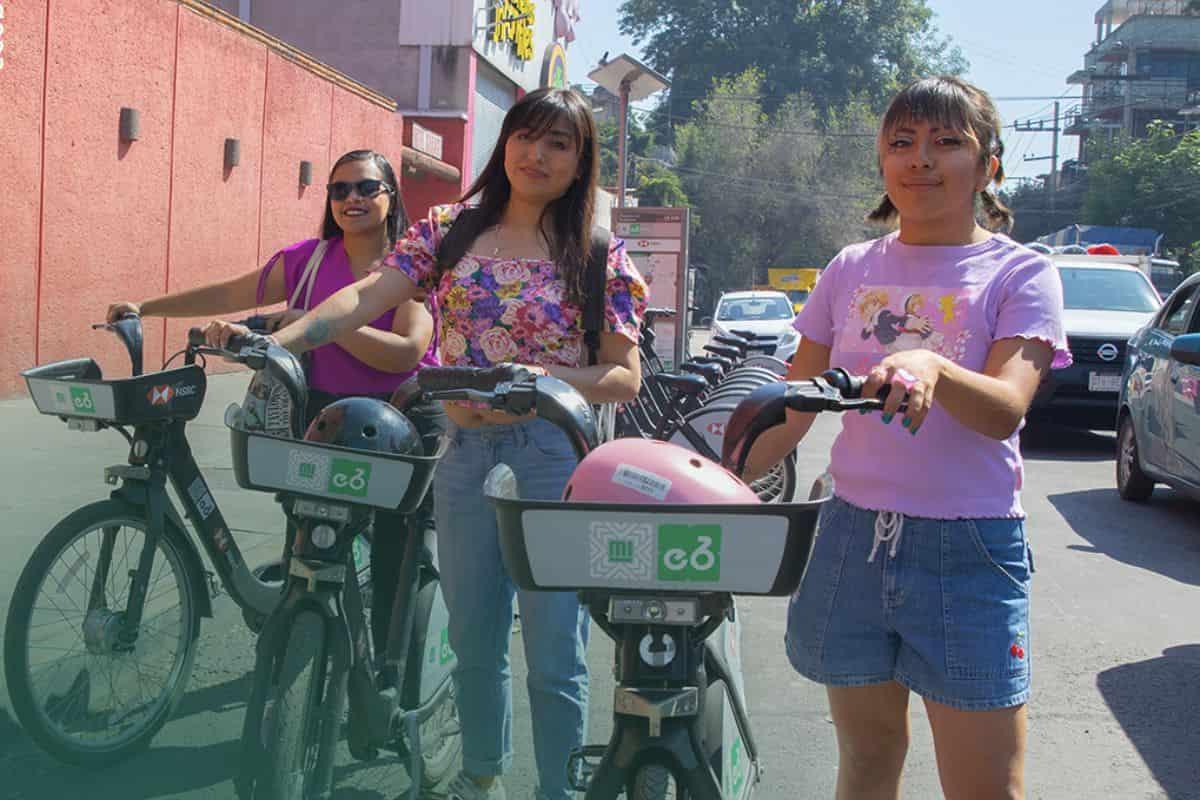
[589,522,722,583]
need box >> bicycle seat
[680,362,722,386]
[728,329,761,341]
[691,354,733,371]
[704,343,742,360]
[651,373,708,397]
[711,334,749,353]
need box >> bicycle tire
[630,764,677,800]
[4,499,200,766]
[751,452,797,503]
[265,609,326,800]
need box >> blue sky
[567,0,1105,179]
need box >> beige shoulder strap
[289,239,330,311]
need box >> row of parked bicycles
[3,310,878,799]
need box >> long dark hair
[868,76,1013,232]
[321,149,408,247]
[442,88,599,304]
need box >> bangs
[507,92,587,152]
[881,78,980,143]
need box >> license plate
[1088,372,1122,392]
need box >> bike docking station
[484,464,825,800]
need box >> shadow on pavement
[1022,422,1116,463]
[1048,488,1200,586]
[1097,644,1200,799]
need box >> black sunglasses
[326,179,393,201]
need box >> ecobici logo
[657,524,721,582]
[286,451,371,498]
[69,387,96,414]
[589,522,722,583]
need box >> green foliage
[1082,121,1200,272]
[670,69,880,305]
[618,0,966,131]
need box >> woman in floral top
[271,88,647,800]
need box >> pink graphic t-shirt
[794,232,1070,519]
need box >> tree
[635,161,689,207]
[1082,121,1200,272]
[618,0,966,137]
[670,69,880,307]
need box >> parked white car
[709,290,800,361]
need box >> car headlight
[779,328,799,344]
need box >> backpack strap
[581,227,611,366]
[434,207,482,275]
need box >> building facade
[1066,0,1200,160]
[209,0,580,212]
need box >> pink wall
[0,0,48,395]
[0,0,405,396]
[163,8,267,363]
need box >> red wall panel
[0,0,48,394]
[163,7,267,363]
[257,52,332,263]
[328,91,403,178]
[401,116,467,223]
[38,0,177,375]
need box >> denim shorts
[785,496,1034,710]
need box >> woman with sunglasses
[250,89,647,800]
[107,148,442,676]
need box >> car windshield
[716,297,794,321]
[1058,268,1160,313]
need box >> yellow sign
[492,0,535,62]
[541,43,568,88]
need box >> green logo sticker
[329,459,371,497]
[298,462,316,480]
[657,525,721,582]
[608,539,635,563]
[70,387,96,414]
[439,628,454,664]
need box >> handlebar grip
[187,327,206,347]
[820,369,890,402]
[238,314,271,333]
[417,365,525,393]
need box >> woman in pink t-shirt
[752,77,1067,799]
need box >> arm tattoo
[303,319,333,348]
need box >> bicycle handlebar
[417,367,599,461]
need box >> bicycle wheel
[266,609,327,800]
[4,499,200,766]
[630,764,677,800]
[419,682,462,789]
[750,452,796,503]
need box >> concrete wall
[0,0,403,396]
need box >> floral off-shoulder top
[383,204,647,368]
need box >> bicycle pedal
[567,745,607,792]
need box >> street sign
[612,207,690,369]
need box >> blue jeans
[786,496,1034,710]
[434,418,589,800]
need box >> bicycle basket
[484,464,824,597]
[225,404,444,513]
[23,360,207,424]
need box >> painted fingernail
[902,416,912,428]
[909,426,919,436]
[858,408,868,415]
[881,413,894,424]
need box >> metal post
[617,78,631,208]
[1050,101,1060,215]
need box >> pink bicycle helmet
[563,438,759,504]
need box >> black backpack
[435,208,612,365]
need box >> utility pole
[1016,101,1061,214]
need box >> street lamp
[587,53,670,207]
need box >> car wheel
[1116,415,1155,502]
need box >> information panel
[611,207,690,368]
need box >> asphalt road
[1,363,1197,799]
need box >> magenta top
[794,233,1070,519]
[257,237,440,395]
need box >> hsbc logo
[174,383,198,397]
[706,421,726,437]
[148,385,174,406]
